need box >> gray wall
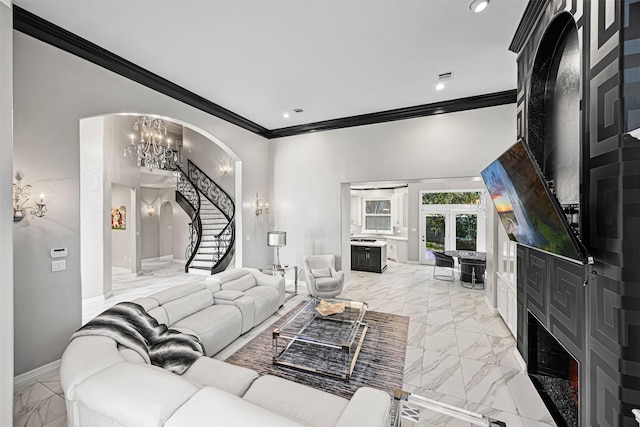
[12,32,272,375]
[1,2,13,424]
[270,105,516,296]
[140,187,159,260]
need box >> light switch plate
[52,259,66,272]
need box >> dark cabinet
[351,245,386,273]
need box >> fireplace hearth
[528,312,578,427]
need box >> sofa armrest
[214,293,255,334]
[334,387,391,427]
[182,358,258,396]
[74,362,199,427]
[247,267,285,304]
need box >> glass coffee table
[272,298,368,380]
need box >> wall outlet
[246,235,251,241]
[52,260,66,272]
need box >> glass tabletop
[276,298,367,348]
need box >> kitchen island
[350,239,387,273]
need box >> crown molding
[509,0,548,53]
[14,5,516,140]
[13,5,270,138]
[267,90,517,139]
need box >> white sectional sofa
[60,267,392,427]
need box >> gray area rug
[225,301,409,399]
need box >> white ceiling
[14,0,527,130]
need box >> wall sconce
[147,206,155,216]
[255,193,269,216]
[220,163,232,176]
[13,184,47,222]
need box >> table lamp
[267,231,287,269]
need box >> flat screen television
[481,140,587,264]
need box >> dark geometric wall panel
[589,59,622,158]
[548,256,585,360]
[512,0,640,425]
[525,250,548,322]
[517,245,527,357]
[623,0,640,133]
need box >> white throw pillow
[311,268,332,278]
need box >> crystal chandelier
[123,116,178,171]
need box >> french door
[419,208,483,265]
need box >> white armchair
[302,254,345,298]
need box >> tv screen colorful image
[481,140,583,262]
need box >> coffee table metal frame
[272,298,368,381]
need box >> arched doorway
[79,113,243,309]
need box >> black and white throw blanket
[71,302,205,375]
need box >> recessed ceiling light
[282,112,290,119]
[469,0,489,13]
[435,82,446,91]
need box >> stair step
[200,240,220,249]
[188,267,212,275]
[196,248,218,259]
[190,260,214,268]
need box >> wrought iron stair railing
[175,166,202,270]
[175,160,236,274]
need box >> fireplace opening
[528,312,579,427]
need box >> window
[364,198,391,233]
[422,191,481,205]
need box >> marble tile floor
[14,261,555,427]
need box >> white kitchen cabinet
[392,193,404,226]
[350,195,362,225]
[397,240,408,263]
[387,240,398,260]
[497,275,517,337]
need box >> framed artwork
[111,206,126,230]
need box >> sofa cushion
[244,375,349,427]
[172,305,242,356]
[133,296,160,312]
[164,386,306,427]
[311,267,332,278]
[162,288,214,325]
[147,306,169,326]
[118,348,146,364]
[334,387,391,427]
[183,358,259,396]
[214,289,245,301]
[221,273,256,292]
[244,286,281,325]
[75,362,199,427]
[148,282,207,305]
[60,336,124,400]
[315,277,342,292]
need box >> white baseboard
[484,297,499,314]
[83,291,113,305]
[514,348,527,373]
[14,359,61,386]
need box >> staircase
[175,159,235,275]
[189,198,228,273]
